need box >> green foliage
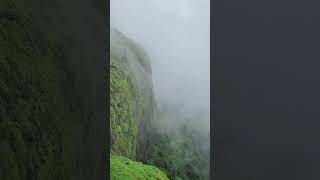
[110,155,169,180]
[147,125,210,180]
[110,59,138,159]
[147,136,187,180]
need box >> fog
[111,0,210,133]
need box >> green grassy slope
[111,155,168,180]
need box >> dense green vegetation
[110,155,169,180]
[110,58,138,159]
[147,124,210,180]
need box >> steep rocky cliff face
[110,28,168,179]
[110,28,154,159]
[0,0,108,179]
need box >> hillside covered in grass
[110,155,168,180]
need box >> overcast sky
[111,0,210,130]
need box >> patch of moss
[110,155,169,180]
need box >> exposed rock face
[0,0,108,179]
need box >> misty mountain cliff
[110,28,156,160]
[110,28,209,180]
[110,28,168,179]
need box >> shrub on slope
[110,155,169,180]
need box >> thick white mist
[111,0,210,132]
